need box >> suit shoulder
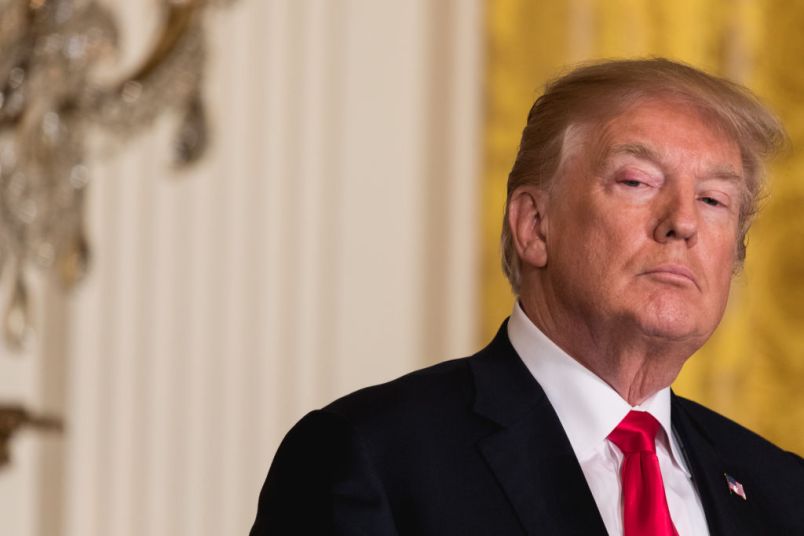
[675,396,804,530]
[675,395,804,468]
[323,356,474,426]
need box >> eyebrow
[603,142,744,182]
[608,143,659,162]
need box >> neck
[518,295,698,406]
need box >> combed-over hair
[501,58,787,294]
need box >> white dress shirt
[507,302,710,536]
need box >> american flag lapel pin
[725,473,747,500]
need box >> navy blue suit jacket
[251,323,804,535]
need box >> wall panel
[51,1,484,535]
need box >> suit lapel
[671,394,762,536]
[468,325,768,535]
[470,325,608,536]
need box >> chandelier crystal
[0,0,234,350]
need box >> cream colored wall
[0,276,43,536]
[39,1,485,536]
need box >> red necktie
[608,410,679,536]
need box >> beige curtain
[483,0,804,453]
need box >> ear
[508,186,550,268]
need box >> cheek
[701,234,738,312]
[586,210,645,264]
[708,274,734,328]
[713,263,736,304]
[563,217,634,291]
[549,186,642,277]
[707,230,740,275]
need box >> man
[250,59,804,535]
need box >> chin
[631,295,713,343]
[637,318,704,343]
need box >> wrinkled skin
[510,98,744,404]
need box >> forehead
[591,98,744,177]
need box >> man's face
[542,98,744,344]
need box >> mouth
[642,264,699,290]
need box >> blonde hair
[501,58,787,294]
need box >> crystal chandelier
[0,0,233,350]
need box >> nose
[653,185,698,246]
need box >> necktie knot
[608,410,678,536]
[608,410,661,454]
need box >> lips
[642,264,699,289]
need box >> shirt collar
[507,301,690,476]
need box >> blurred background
[0,0,801,535]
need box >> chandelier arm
[113,0,200,90]
[0,0,234,352]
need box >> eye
[700,196,724,207]
[620,179,643,188]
